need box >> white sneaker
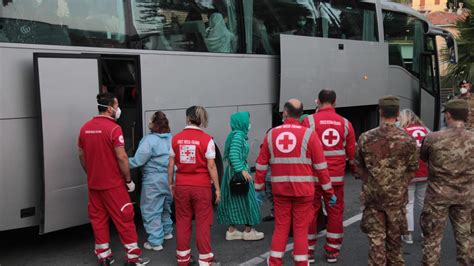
[226,229,243,240]
[243,228,264,241]
[164,233,173,240]
[401,234,413,244]
[143,242,163,251]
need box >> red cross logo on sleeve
[276,132,297,153]
[322,128,340,147]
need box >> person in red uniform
[167,106,221,266]
[78,92,150,266]
[301,89,356,263]
[255,99,336,266]
[398,109,429,244]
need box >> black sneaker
[98,256,115,266]
[262,214,274,222]
[123,257,151,266]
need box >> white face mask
[460,87,468,95]
[114,107,122,120]
[98,104,121,120]
[248,124,252,130]
[395,121,401,128]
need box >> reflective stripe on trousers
[271,176,316,183]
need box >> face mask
[98,104,121,120]
[248,124,252,130]
[297,20,306,27]
[460,88,468,95]
[113,107,122,120]
[395,121,401,128]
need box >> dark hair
[380,105,399,119]
[186,106,209,128]
[97,92,116,113]
[284,101,303,118]
[318,89,336,104]
[447,108,469,122]
[149,111,171,133]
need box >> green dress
[217,113,261,226]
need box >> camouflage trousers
[421,202,471,266]
[360,206,407,266]
[471,209,473,264]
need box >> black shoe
[123,257,150,266]
[98,256,115,266]
[262,214,274,222]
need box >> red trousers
[269,196,313,266]
[88,186,141,263]
[308,185,344,254]
[174,186,214,266]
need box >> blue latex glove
[328,195,337,207]
[256,191,266,206]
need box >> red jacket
[172,128,213,187]
[302,107,356,185]
[404,124,429,183]
[255,118,334,197]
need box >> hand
[242,171,253,182]
[349,164,355,176]
[255,191,266,205]
[215,190,221,204]
[169,184,175,197]
[328,195,337,207]
[126,180,136,192]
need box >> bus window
[130,0,241,53]
[247,0,378,55]
[0,0,127,47]
[319,1,378,41]
[383,10,426,76]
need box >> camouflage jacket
[420,124,474,205]
[355,123,418,209]
[454,94,474,129]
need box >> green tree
[445,0,474,82]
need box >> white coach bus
[0,0,456,234]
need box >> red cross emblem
[180,145,196,164]
[322,128,340,147]
[411,130,426,147]
[276,132,297,153]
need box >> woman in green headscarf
[217,112,263,241]
[204,12,236,53]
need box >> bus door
[34,53,101,233]
[419,35,441,131]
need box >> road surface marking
[238,213,362,265]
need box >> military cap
[442,99,469,112]
[378,95,400,107]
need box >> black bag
[229,171,249,195]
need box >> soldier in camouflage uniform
[454,80,474,129]
[355,96,418,266]
[420,99,474,266]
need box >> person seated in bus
[170,13,182,34]
[129,111,174,252]
[204,12,236,53]
[294,15,315,36]
[252,17,275,55]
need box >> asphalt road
[0,176,460,265]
